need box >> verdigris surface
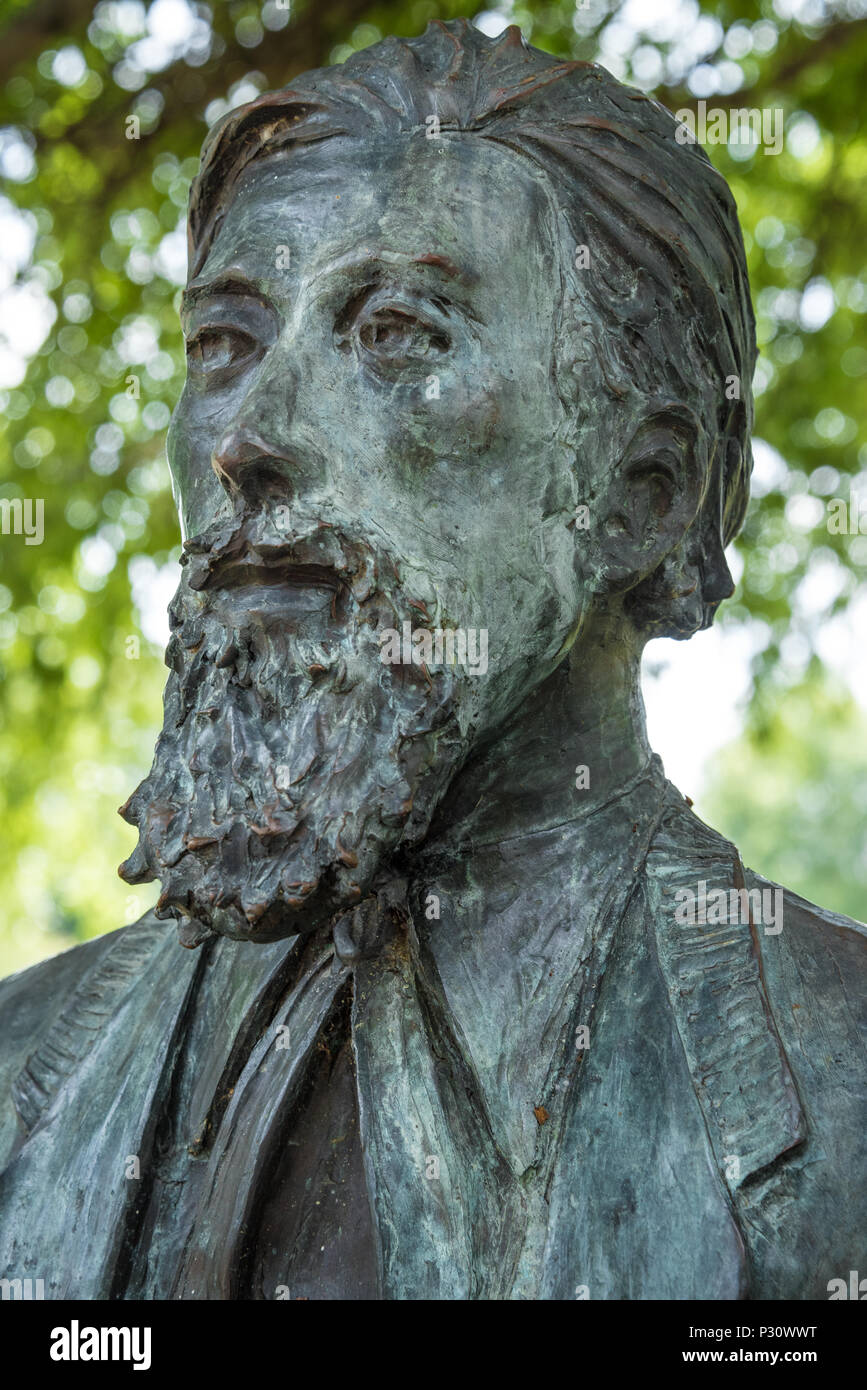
[0,20,864,1300]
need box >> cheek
[333,372,514,480]
[405,375,502,457]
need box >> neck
[425,611,653,849]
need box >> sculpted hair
[187,18,757,633]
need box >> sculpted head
[119,19,757,946]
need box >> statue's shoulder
[651,780,867,1041]
[628,779,865,1277]
[0,914,166,1170]
[743,868,867,1038]
[0,929,120,1055]
[655,778,866,935]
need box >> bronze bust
[0,20,864,1300]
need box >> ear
[592,406,706,594]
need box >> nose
[211,426,292,506]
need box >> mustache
[166,505,442,700]
[179,506,399,614]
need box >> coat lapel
[644,789,806,1189]
[540,883,749,1299]
[351,910,527,1300]
[171,936,345,1298]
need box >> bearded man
[0,20,864,1301]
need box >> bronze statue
[0,20,864,1300]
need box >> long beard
[119,508,470,947]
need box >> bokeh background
[0,0,865,978]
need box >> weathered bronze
[0,20,864,1300]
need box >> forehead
[195,134,560,302]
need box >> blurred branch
[0,0,95,78]
[655,16,867,112]
[14,0,389,158]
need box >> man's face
[121,135,590,944]
[171,134,586,685]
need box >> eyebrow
[319,248,478,288]
[183,249,478,312]
[181,271,265,312]
[411,252,469,281]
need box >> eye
[186,328,257,375]
[358,308,450,361]
[335,289,453,370]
